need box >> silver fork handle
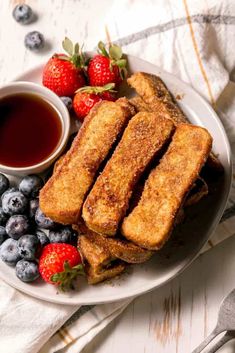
[192,329,220,353]
[206,331,235,353]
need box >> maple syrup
[0,93,62,168]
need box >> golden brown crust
[128,72,187,125]
[121,124,213,250]
[86,264,126,284]
[129,96,152,112]
[39,98,134,224]
[78,235,126,284]
[53,154,65,173]
[128,72,223,173]
[78,235,112,271]
[77,223,153,264]
[82,112,175,235]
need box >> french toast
[185,177,208,207]
[128,72,187,125]
[82,112,175,235]
[78,235,126,284]
[121,124,212,250]
[77,223,153,263]
[128,72,223,173]
[129,95,152,112]
[39,98,135,224]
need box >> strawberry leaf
[62,37,74,56]
[98,41,109,57]
[50,260,85,291]
[74,43,79,55]
[119,67,128,80]
[76,83,116,94]
[109,44,122,61]
[115,59,127,68]
[55,54,70,61]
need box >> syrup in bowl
[0,93,62,168]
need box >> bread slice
[128,72,223,173]
[121,124,212,250]
[82,112,174,235]
[39,98,134,224]
[78,235,125,284]
[129,95,152,112]
[76,222,153,264]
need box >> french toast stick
[40,98,135,224]
[78,235,125,284]
[77,223,153,264]
[128,72,187,124]
[129,96,152,112]
[82,112,175,235]
[128,72,223,173]
[121,124,212,250]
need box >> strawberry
[87,41,127,87]
[42,37,86,96]
[73,83,116,121]
[39,243,84,291]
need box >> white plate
[0,55,232,305]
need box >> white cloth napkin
[1,1,235,352]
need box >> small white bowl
[0,81,70,176]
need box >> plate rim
[0,55,232,305]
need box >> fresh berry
[35,208,56,229]
[61,96,73,112]
[48,226,73,244]
[15,260,39,282]
[29,199,39,218]
[0,238,21,266]
[0,174,9,196]
[35,229,49,247]
[39,243,84,290]
[70,228,79,246]
[87,41,127,87]
[1,187,18,201]
[12,4,34,25]
[0,226,7,245]
[19,175,44,198]
[6,215,30,240]
[42,37,86,96]
[24,31,44,51]
[73,83,116,120]
[18,234,40,260]
[2,190,28,215]
[0,208,8,226]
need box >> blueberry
[2,190,28,215]
[61,97,73,112]
[15,260,39,282]
[19,175,44,198]
[0,174,9,196]
[24,31,44,51]
[12,4,34,24]
[0,238,21,266]
[29,199,39,218]
[35,208,56,229]
[0,226,7,245]
[0,208,8,226]
[6,215,30,240]
[48,226,72,243]
[1,187,18,201]
[70,228,79,246]
[35,229,49,247]
[17,234,40,260]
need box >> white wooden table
[1,1,235,352]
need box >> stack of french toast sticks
[40,72,222,284]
